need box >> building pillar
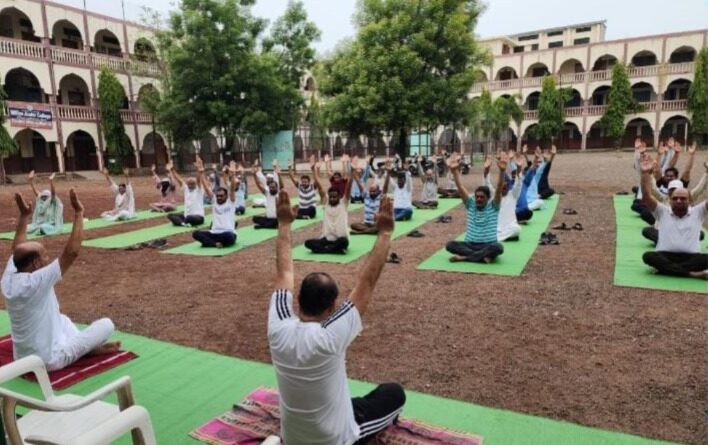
[580,132,588,151]
[53,142,65,173]
[654,93,663,147]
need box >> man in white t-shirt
[167,158,207,227]
[268,189,405,445]
[483,152,524,241]
[1,190,119,371]
[638,155,707,278]
[252,161,283,229]
[100,167,136,221]
[193,163,239,248]
[305,160,354,254]
[393,170,413,221]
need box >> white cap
[668,179,684,190]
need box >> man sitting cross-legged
[392,167,414,221]
[287,157,319,219]
[1,191,119,371]
[27,170,63,235]
[484,152,525,241]
[304,160,354,254]
[638,155,707,278]
[351,158,392,235]
[269,189,405,445]
[100,167,136,221]
[412,155,439,209]
[167,158,207,227]
[192,162,240,248]
[149,164,178,213]
[445,152,505,263]
[252,160,283,229]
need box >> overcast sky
[56,0,707,55]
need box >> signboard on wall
[8,103,53,129]
[261,131,294,169]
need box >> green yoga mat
[83,207,265,249]
[0,310,680,445]
[291,198,461,264]
[0,207,185,241]
[613,196,707,293]
[162,203,362,257]
[417,195,559,276]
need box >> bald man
[1,191,119,371]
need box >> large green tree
[600,63,639,149]
[97,67,131,167]
[318,0,489,156]
[534,76,571,146]
[687,47,708,148]
[0,83,18,184]
[468,89,523,154]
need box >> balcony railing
[474,62,695,93]
[0,36,161,77]
[56,105,97,121]
[521,99,686,121]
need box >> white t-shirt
[111,182,135,217]
[1,258,76,364]
[323,202,349,241]
[210,197,237,234]
[183,185,205,217]
[268,289,362,445]
[654,202,707,253]
[393,172,412,209]
[485,173,521,237]
[257,171,280,218]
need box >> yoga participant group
[1,141,706,445]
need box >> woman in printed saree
[27,170,64,236]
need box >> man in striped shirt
[268,189,405,445]
[351,159,392,235]
[287,158,318,219]
[445,152,505,263]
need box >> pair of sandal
[407,229,425,238]
[562,208,578,215]
[387,253,402,264]
[552,222,583,231]
[125,238,168,251]
[539,232,559,245]
[436,215,453,224]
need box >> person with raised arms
[149,164,178,213]
[26,170,63,235]
[445,151,506,263]
[100,167,136,221]
[252,160,283,229]
[167,157,207,227]
[287,156,319,220]
[192,162,240,248]
[2,190,119,371]
[268,188,405,445]
[638,154,707,278]
[351,158,392,235]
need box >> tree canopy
[468,89,523,153]
[687,47,708,148]
[97,67,132,161]
[600,63,639,149]
[317,0,489,155]
[534,76,571,146]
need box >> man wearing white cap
[27,171,63,236]
[639,155,707,278]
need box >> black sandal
[552,222,571,230]
[572,223,584,231]
[407,230,425,238]
[387,253,402,264]
[563,208,578,215]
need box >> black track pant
[352,383,406,444]
[305,237,349,254]
[642,251,708,277]
[168,213,204,227]
[296,206,317,219]
[253,215,278,229]
[446,241,504,262]
[192,230,236,248]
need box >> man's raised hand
[446,152,461,171]
[69,188,84,213]
[375,196,394,234]
[15,193,32,217]
[483,154,492,170]
[276,190,295,224]
[551,145,557,155]
[28,170,35,180]
[688,143,696,155]
[639,154,655,174]
[49,172,56,181]
[497,151,509,171]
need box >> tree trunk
[397,127,407,158]
[0,155,5,185]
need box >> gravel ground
[0,150,705,444]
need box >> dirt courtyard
[0,151,705,444]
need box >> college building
[469,21,706,151]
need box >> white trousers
[101,210,133,221]
[528,199,544,211]
[498,223,522,241]
[47,318,115,371]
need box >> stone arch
[525,62,550,78]
[7,129,58,174]
[51,19,83,50]
[474,70,488,82]
[591,85,611,105]
[565,88,583,107]
[521,124,540,147]
[524,91,541,111]
[663,78,691,101]
[93,29,122,57]
[623,117,654,148]
[64,130,98,171]
[631,81,657,103]
[437,129,461,152]
[58,73,90,106]
[558,58,585,74]
[592,54,618,71]
[199,134,220,164]
[630,50,657,67]
[303,76,316,91]
[0,7,39,42]
[141,132,168,168]
[4,67,45,103]
[495,66,519,81]
[668,45,696,64]
[586,120,611,149]
[137,83,159,110]
[558,122,582,150]
[133,37,157,61]
[659,115,691,145]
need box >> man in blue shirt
[445,152,505,263]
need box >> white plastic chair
[0,355,155,445]
[260,437,280,445]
